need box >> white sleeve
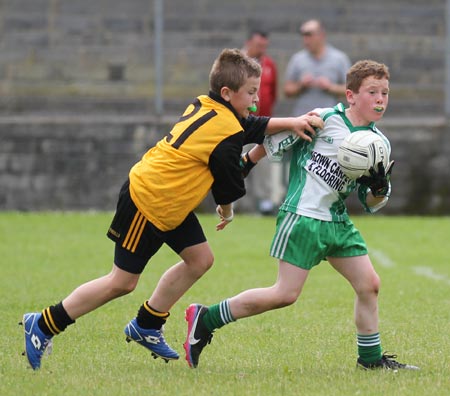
[263,107,325,162]
[263,131,299,162]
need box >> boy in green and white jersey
[184,60,419,371]
[267,102,391,223]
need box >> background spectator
[284,19,351,116]
[281,19,352,192]
[242,29,281,215]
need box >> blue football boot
[124,318,179,362]
[20,313,53,370]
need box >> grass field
[1,212,449,396]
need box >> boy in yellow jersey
[21,48,323,370]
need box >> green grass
[1,212,449,396]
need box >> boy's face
[346,76,389,124]
[246,34,269,59]
[222,76,261,118]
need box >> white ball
[337,131,389,180]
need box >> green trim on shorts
[270,210,368,270]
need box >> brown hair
[346,60,390,93]
[209,48,261,94]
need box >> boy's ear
[220,86,232,102]
[346,89,355,105]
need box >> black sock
[136,301,169,329]
[38,302,75,336]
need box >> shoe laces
[193,309,214,346]
[196,331,213,349]
[197,321,214,346]
[380,352,405,369]
[44,339,53,356]
[157,325,168,341]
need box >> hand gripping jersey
[129,93,269,231]
[264,103,391,221]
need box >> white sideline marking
[413,266,450,286]
[370,249,395,268]
[370,250,450,287]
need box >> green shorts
[270,210,368,270]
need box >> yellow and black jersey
[129,92,269,231]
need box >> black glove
[239,152,256,178]
[357,160,394,197]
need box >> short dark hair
[247,29,269,40]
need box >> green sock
[357,333,382,363]
[202,299,235,332]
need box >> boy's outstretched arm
[241,112,324,177]
[265,112,324,142]
[247,144,266,163]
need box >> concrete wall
[0,115,165,210]
[1,115,449,214]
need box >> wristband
[222,211,234,222]
[216,206,234,222]
[240,152,256,178]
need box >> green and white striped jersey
[266,103,391,222]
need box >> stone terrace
[0,0,446,116]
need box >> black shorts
[107,180,207,274]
